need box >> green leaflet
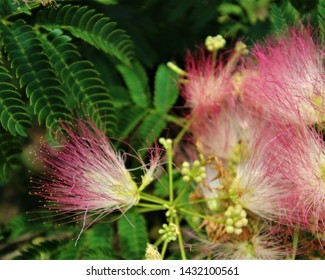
[36,4,134,65]
[116,106,148,139]
[0,129,21,182]
[0,19,71,133]
[14,239,65,260]
[117,62,150,108]
[117,210,148,260]
[131,111,166,149]
[319,0,325,38]
[79,223,114,260]
[271,1,299,34]
[0,65,31,137]
[154,64,179,113]
[41,29,116,135]
[0,0,31,17]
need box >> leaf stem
[179,208,223,224]
[140,193,169,205]
[160,240,169,259]
[175,214,187,260]
[173,115,195,148]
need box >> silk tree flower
[192,103,253,161]
[32,119,159,226]
[268,125,325,233]
[234,122,325,232]
[182,46,253,161]
[187,224,288,260]
[231,124,296,223]
[182,49,235,116]
[243,26,324,126]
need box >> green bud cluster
[235,41,248,55]
[181,160,207,182]
[224,205,248,235]
[159,138,173,150]
[228,143,242,177]
[158,223,178,242]
[166,206,176,217]
[228,178,239,198]
[205,35,226,52]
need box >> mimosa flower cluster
[32,119,160,227]
[181,26,324,259]
[31,25,324,260]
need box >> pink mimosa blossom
[183,50,235,115]
[32,119,158,226]
[244,27,324,126]
[187,225,288,260]
[268,125,325,233]
[191,104,252,160]
[237,122,325,232]
[232,124,297,222]
[182,49,250,160]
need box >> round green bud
[234,205,242,216]
[225,210,232,218]
[226,218,233,226]
[181,167,190,174]
[234,228,243,235]
[240,210,247,218]
[194,176,202,183]
[235,221,243,228]
[199,166,206,172]
[183,175,190,182]
[225,226,234,234]
[182,161,190,168]
[242,218,248,226]
[193,160,200,167]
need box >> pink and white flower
[182,49,251,161]
[244,27,324,126]
[32,119,159,225]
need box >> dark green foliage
[117,209,148,260]
[36,4,134,65]
[13,239,65,260]
[319,0,325,38]
[130,111,166,148]
[114,62,179,149]
[0,129,22,182]
[1,20,71,132]
[40,29,116,135]
[154,64,179,113]
[116,106,148,139]
[271,1,300,33]
[0,0,31,17]
[117,62,149,108]
[0,63,31,137]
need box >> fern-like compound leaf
[41,29,117,135]
[0,128,22,182]
[117,210,148,260]
[0,64,31,137]
[0,20,71,134]
[36,4,134,65]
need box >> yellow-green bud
[167,61,188,76]
[234,228,243,235]
[225,226,234,234]
[226,218,234,226]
